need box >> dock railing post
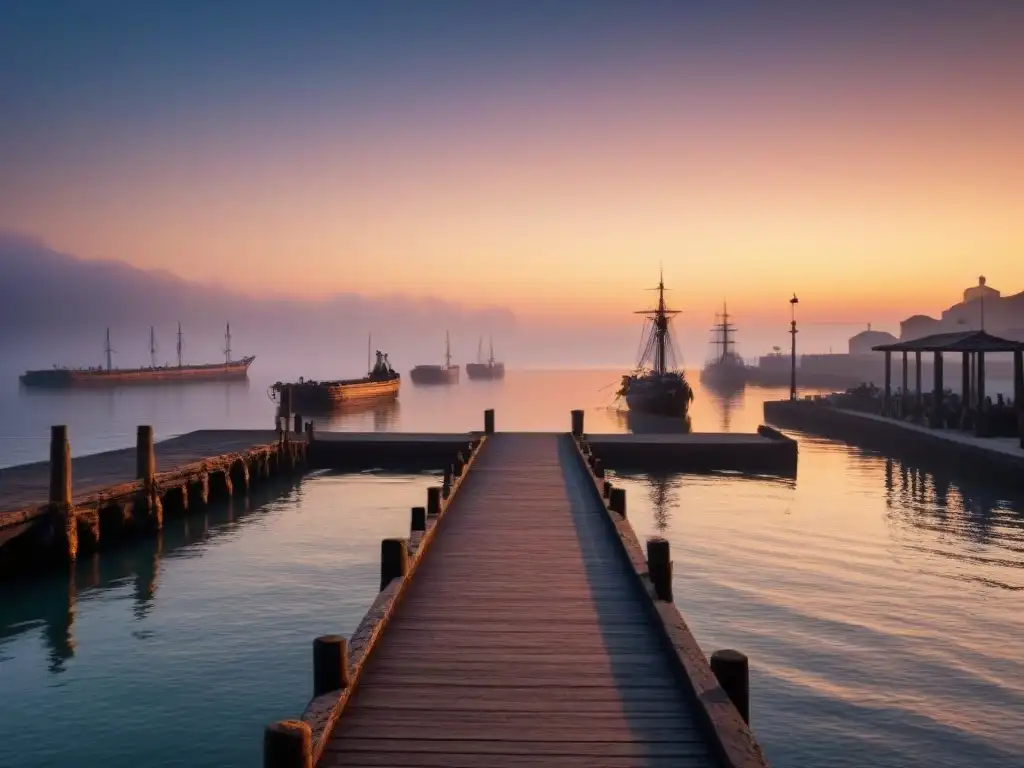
[603,480,612,499]
[380,538,409,590]
[411,506,426,532]
[454,452,465,477]
[313,635,350,697]
[263,720,312,768]
[484,408,495,434]
[136,425,155,482]
[609,487,626,517]
[48,425,77,561]
[571,409,584,438]
[442,466,453,498]
[427,486,441,516]
[646,537,672,601]
[710,649,750,725]
[293,413,302,434]
[49,425,72,508]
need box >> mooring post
[380,538,409,590]
[136,425,155,482]
[646,537,672,601]
[411,506,426,532]
[443,464,453,489]
[263,720,312,768]
[609,487,626,517]
[48,425,77,561]
[592,458,604,478]
[293,413,302,434]
[307,421,315,442]
[484,408,495,434]
[571,409,584,438]
[313,635,350,697]
[427,486,441,516]
[710,649,750,725]
[279,386,292,441]
[603,480,612,499]
[49,425,72,507]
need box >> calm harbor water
[1,370,1023,767]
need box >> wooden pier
[268,422,769,768]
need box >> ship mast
[224,323,232,364]
[489,336,495,365]
[477,336,483,364]
[634,269,679,375]
[445,331,452,368]
[367,332,372,375]
[150,326,157,368]
[177,323,183,367]
[710,302,737,363]
[104,328,114,372]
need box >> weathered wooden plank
[322,753,701,768]
[332,723,704,743]
[325,739,710,757]
[348,686,691,711]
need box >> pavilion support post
[961,352,971,413]
[901,350,908,413]
[883,351,892,416]
[933,351,944,427]
[976,350,987,436]
[915,350,923,412]
[1015,350,1024,447]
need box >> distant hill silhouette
[0,232,517,334]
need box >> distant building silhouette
[897,277,1024,341]
[848,327,898,356]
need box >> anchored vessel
[466,336,505,380]
[271,339,400,410]
[700,303,747,391]
[617,273,694,416]
[410,331,460,385]
[19,324,254,388]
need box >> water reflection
[703,387,742,432]
[0,479,300,675]
[306,400,401,432]
[606,406,692,434]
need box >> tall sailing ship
[466,336,505,380]
[699,303,747,391]
[409,331,460,385]
[616,272,694,416]
[19,324,254,388]
[271,336,400,410]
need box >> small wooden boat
[271,343,400,411]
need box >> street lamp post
[789,294,799,401]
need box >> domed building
[848,327,898,356]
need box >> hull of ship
[699,362,747,392]
[287,377,400,411]
[409,366,460,385]
[466,362,505,380]
[624,388,692,417]
[20,358,254,388]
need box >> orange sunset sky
[2,2,1022,325]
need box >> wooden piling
[484,408,495,434]
[136,425,155,481]
[646,537,672,601]
[313,635,350,696]
[592,458,604,478]
[293,413,302,433]
[48,426,77,562]
[263,720,312,768]
[49,425,72,506]
[411,506,426,532]
[454,452,465,476]
[427,486,441,516]
[571,409,584,437]
[710,649,750,724]
[380,538,409,590]
[603,480,612,499]
[609,487,626,517]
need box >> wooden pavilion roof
[873,330,1024,353]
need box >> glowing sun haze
[2,2,1022,323]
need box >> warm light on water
[1,371,1022,767]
